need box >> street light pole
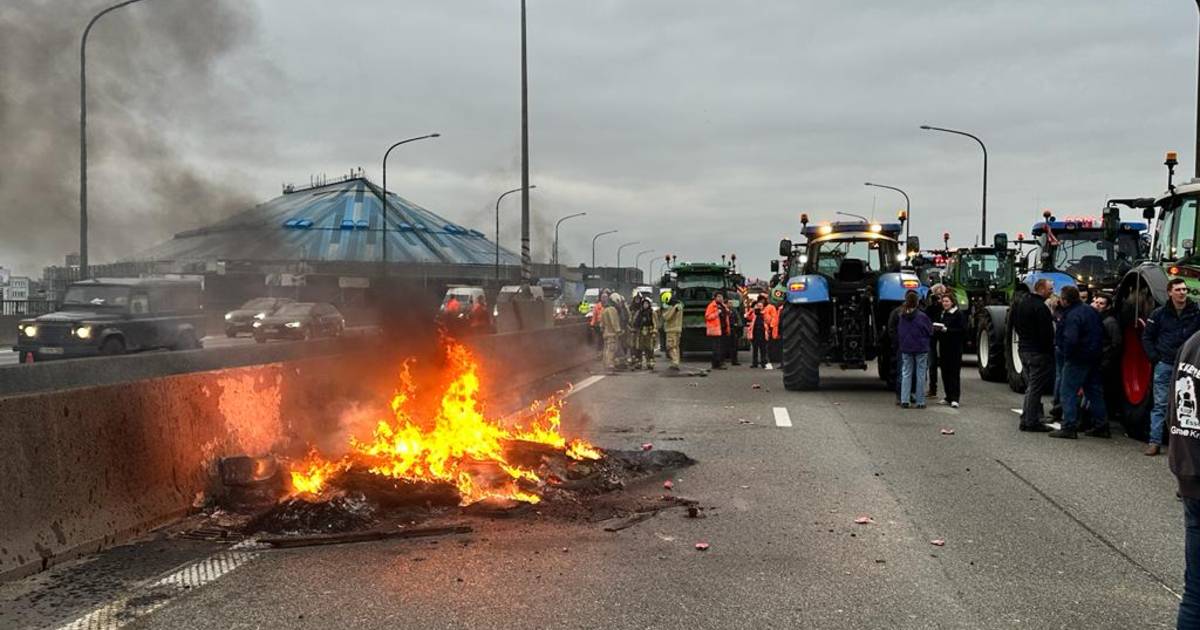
[591,230,617,269]
[552,212,586,267]
[921,124,988,243]
[864,182,911,241]
[635,249,655,281]
[495,185,535,281]
[1195,0,1200,178]
[519,0,532,285]
[80,0,149,280]
[381,133,440,275]
[616,241,640,269]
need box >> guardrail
[0,300,56,317]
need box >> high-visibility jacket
[704,301,723,337]
[745,307,771,340]
[589,303,603,326]
[763,304,780,339]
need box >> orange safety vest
[704,301,723,337]
[589,303,603,326]
[763,304,780,339]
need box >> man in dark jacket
[888,304,904,404]
[1050,285,1106,439]
[925,284,946,398]
[1090,292,1121,436]
[1011,279,1056,432]
[1144,278,1200,455]
[1167,328,1200,627]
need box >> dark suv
[252,302,344,342]
[13,278,206,363]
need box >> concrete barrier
[0,324,591,581]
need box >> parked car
[252,302,344,342]
[13,277,205,362]
[224,297,293,337]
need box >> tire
[99,337,125,356]
[781,304,821,391]
[1119,318,1153,441]
[976,312,1006,382]
[877,335,896,388]
[1005,316,1026,393]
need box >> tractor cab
[778,220,922,303]
[1024,215,1147,294]
[943,237,1016,309]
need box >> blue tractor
[776,215,924,391]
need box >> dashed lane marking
[55,541,262,630]
[567,375,606,397]
[773,407,793,428]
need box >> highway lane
[0,353,1185,629]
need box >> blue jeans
[1180,497,1200,629]
[1152,361,1174,445]
[1059,360,1106,432]
[901,352,928,406]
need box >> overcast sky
[2,0,1198,279]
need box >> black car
[13,278,206,362]
[224,297,294,337]
[252,302,344,343]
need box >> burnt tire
[977,312,1006,382]
[99,337,125,356]
[781,304,821,391]
[1005,316,1026,393]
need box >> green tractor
[1113,152,1200,439]
[936,233,1019,383]
[661,259,746,352]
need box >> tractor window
[958,253,1011,287]
[812,239,880,277]
[1050,231,1140,283]
[1167,198,1198,262]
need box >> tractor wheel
[1119,318,1154,441]
[1005,317,1026,393]
[781,305,821,391]
[976,312,1006,382]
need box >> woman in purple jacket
[897,290,934,408]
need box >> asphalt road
[0,352,1187,629]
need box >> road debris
[940,428,955,435]
[259,523,472,549]
[930,538,945,546]
[854,516,875,525]
[601,511,659,532]
[663,480,674,490]
[642,443,654,451]
[694,542,710,551]
[751,383,761,390]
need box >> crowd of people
[889,285,966,408]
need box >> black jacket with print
[1169,331,1200,498]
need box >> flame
[289,341,599,505]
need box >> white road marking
[55,542,262,630]
[567,375,606,397]
[773,407,793,428]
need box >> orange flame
[289,341,599,505]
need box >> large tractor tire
[976,309,1007,382]
[1005,316,1026,393]
[781,304,821,391]
[1119,318,1154,440]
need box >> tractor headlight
[19,324,37,338]
[74,325,93,340]
[224,313,233,321]
[284,321,302,328]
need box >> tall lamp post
[921,124,988,243]
[635,249,655,282]
[381,133,440,274]
[552,212,586,267]
[495,185,535,280]
[616,241,640,269]
[864,182,911,241]
[80,0,150,279]
[519,0,532,285]
[591,230,617,269]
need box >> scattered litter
[663,480,674,490]
[687,506,705,519]
[601,511,659,532]
[655,532,676,542]
[751,384,761,390]
[739,485,750,489]
[738,418,754,425]
[561,547,570,553]
[940,428,955,435]
[641,443,654,451]
[694,542,710,551]
[930,539,945,547]
[854,516,875,525]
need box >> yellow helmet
[660,290,672,304]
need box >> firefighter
[630,294,658,370]
[601,292,623,372]
[661,290,683,371]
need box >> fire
[288,341,599,505]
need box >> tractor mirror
[1143,207,1156,221]
[779,239,793,257]
[993,233,1008,251]
[660,273,672,286]
[770,260,779,273]
[1185,239,1196,255]
[905,236,920,254]
[1102,204,1119,241]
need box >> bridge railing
[1,300,57,317]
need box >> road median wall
[0,324,590,581]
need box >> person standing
[1168,329,1200,628]
[747,296,771,368]
[926,284,947,399]
[1143,278,1200,455]
[1090,292,1121,438]
[705,292,728,370]
[1050,285,1107,439]
[897,290,933,409]
[637,295,658,370]
[934,293,965,408]
[725,294,742,366]
[888,302,904,404]
[469,295,492,334]
[763,298,779,370]
[600,293,623,373]
[1012,279,1056,432]
[662,292,684,371]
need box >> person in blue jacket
[1143,278,1200,455]
[1050,285,1106,439]
[897,290,933,409]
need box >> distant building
[2,276,29,301]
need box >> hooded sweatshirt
[1169,330,1200,498]
[897,308,933,354]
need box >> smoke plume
[0,0,262,276]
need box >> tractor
[1003,210,1149,392]
[936,234,1019,383]
[662,259,746,353]
[775,214,924,391]
[1113,152,1200,439]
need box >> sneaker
[901,402,911,409]
[1084,425,1110,438]
[765,363,774,370]
[937,399,950,406]
[915,403,927,409]
[1048,428,1077,439]
[950,401,959,409]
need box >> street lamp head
[864,182,872,186]
[528,184,537,190]
[430,133,441,138]
[919,125,931,130]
